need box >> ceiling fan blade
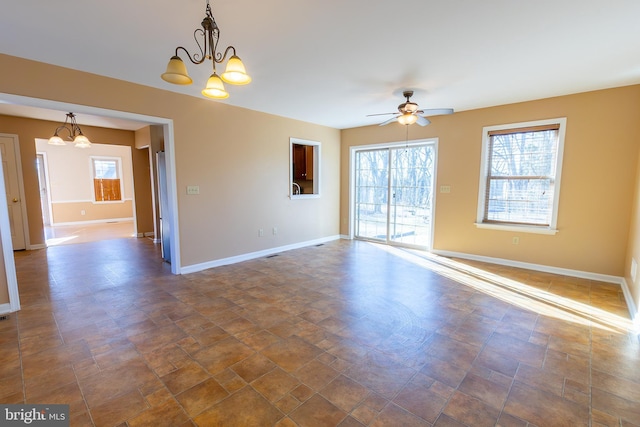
[366,112,398,117]
[416,116,431,126]
[379,116,399,126]
[417,108,454,116]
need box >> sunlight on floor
[374,243,635,335]
[45,221,136,246]
[45,235,79,245]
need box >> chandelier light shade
[161,0,251,99]
[202,73,229,99]
[73,134,92,149]
[220,55,251,85]
[161,56,194,85]
[48,113,92,148]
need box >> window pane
[490,130,557,177]
[484,127,559,226]
[94,160,118,179]
[486,178,553,225]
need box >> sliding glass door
[354,142,436,248]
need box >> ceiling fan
[367,90,453,126]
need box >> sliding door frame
[349,137,439,250]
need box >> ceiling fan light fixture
[367,90,454,127]
[202,73,229,99]
[398,113,418,125]
[404,102,419,113]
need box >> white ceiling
[1,0,640,130]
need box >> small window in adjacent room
[290,137,320,198]
[92,157,123,202]
[476,118,566,234]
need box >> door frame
[349,137,439,250]
[0,93,182,274]
[36,152,53,226]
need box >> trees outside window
[477,118,566,232]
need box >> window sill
[290,194,320,200]
[474,222,558,235]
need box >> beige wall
[135,125,165,239]
[51,201,134,223]
[342,86,640,287]
[0,54,341,268]
[131,145,154,236]
[625,145,640,314]
[0,113,154,245]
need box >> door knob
[12,198,18,203]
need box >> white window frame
[90,156,124,203]
[290,137,321,199]
[475,117,566,235]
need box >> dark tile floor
[1,238,639,426]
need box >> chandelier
[48,113,92,148]
[161,0,251,99]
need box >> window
[290,137,320,198]
[476,118,566,233]
[92,157,122,202]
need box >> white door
[0,134,26,250]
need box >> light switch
[439,185,451,193]
[186,185,200,195]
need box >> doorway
[352,140,437,249]
[0,92,181,274]
[36,140,137,247]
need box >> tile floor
[1,238,639,426]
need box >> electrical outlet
[272,227,277,235]
[512,236,520,245]
[258,229,264,237]
[81,210,86,215]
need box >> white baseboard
[180,235,341,274]
[432,249,623,283]
[621,278,640,334]
[432,249,637,326]
[28,243,47,250]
